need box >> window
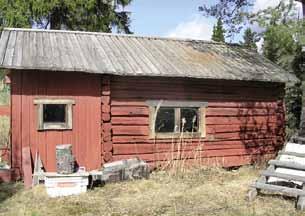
[34,99,75,130]
[147,100,207,138]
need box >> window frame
[34,99,75,131]
[147,100,208,139]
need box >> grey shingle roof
[0,28,298,83]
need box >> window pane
[155,108,175,133]
[43,104,66,123]
[181,108,199,132]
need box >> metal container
[56,144,75,174]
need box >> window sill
[38,123,72,131]
[150,132,205,139]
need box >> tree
[211,18,225,42]
[242,28,257,49]
[0,0,133,33]
[199,0,299,37]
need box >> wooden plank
[111,107,148,116]
[262,170,305,183]
[252,182,305,197]
[268,160,305,171]
[206,116,279,125]
[22,147,32,189]
[279,151,305,158]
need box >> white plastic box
[44,172,89,197]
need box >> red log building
[0,28,298,179]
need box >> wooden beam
[262,170,305,183]
[279,151,305,158]
[252,182,305,198]
[22,147,32,189]
[268,160,305,171]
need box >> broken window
[34,99,75,130]
[147,100,207,138]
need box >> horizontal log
[112,124,280,138]
[279,151,305,158]
[206,108,281,116]
[111,107,148,116]
[113,142,281,155]
[112,134,280,144]
[252,182,305,198]
[112,147,277,162]
[111,117,149,125]
[112,91,280,101]
[207,124,281,133]
[206,116,280,125]
[262,170,305,183]
[111,78,282,87]
[111,100,282,109]
[268,160,305,171]
[112,126,149,136]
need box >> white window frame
[34,99,75,130]
[147,100,208,139]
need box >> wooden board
[11,71,101,172]
[22,147,32,189]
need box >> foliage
[285,83,303,138]
[0,0,133,33]
[241,27,257,49]
[263,20,305,135]
[199,0,300,37]
[199,0,253,37]
[211,18,225,42]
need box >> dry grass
[0,116,9,149]
[0,166,303,216]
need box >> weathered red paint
[9,71,286,178]
[110,76,285,167]
[10,71,101,175]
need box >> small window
[147,100,207,138]
[34,99,75,130]
[43,104,66,123]
[155,108,175,133]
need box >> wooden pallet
[248,136,305,210]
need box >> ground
[0,166,303,216]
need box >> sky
[127,0,303,42]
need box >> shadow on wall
[236,101,284,164]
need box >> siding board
[11,70,101,172]
[110,76,285,167]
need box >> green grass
[0,166,303,216]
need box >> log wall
[109,76,285,167]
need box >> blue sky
[127,0,216,39]
[126,0,303,43]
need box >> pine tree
[242,28,257,50]
[211,18,225,42]
[0,0,133,33]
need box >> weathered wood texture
[109,76,285,167]
[10,70,101,175]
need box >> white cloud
[165,15,214,41]
[253,0,303,17]
[253,0,281,12]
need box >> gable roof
[0,28,298,83]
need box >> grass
[0,166,303,216]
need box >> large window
[147,100,207,138]
[34,99,75,130]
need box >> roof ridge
[3,27,222,44]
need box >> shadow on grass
[0,182,23,204]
